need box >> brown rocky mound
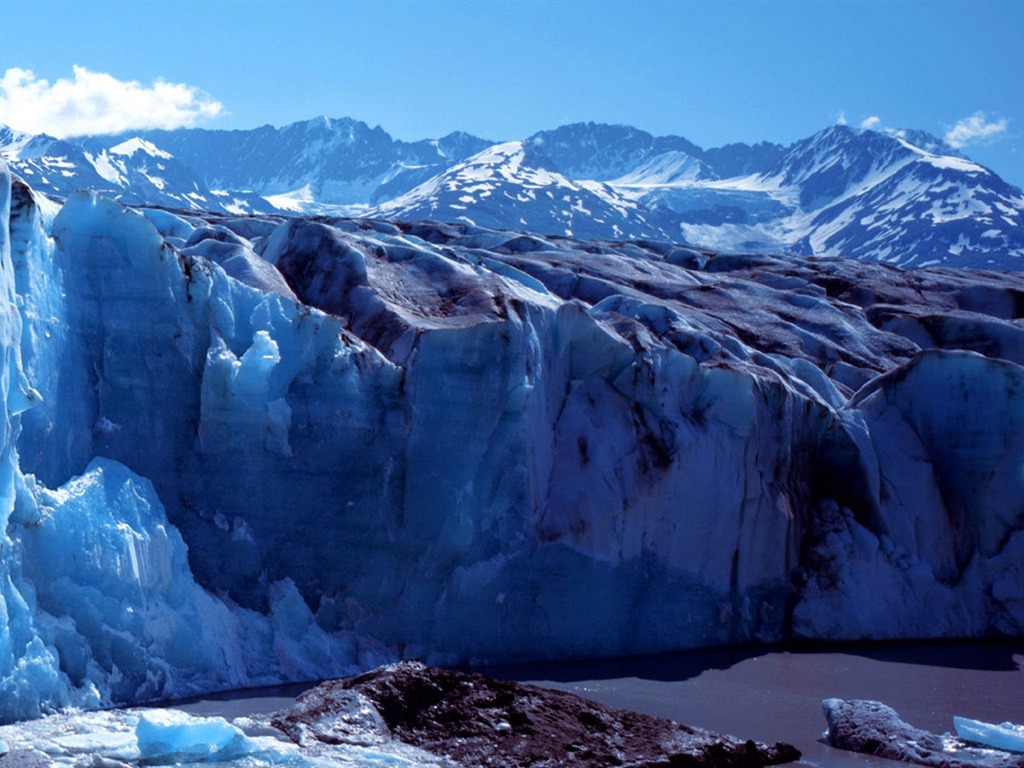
[823,698,1024,768]
[272,661,800,767]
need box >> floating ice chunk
[136,709,248,761]
[50,730,137,758]
[954,716,1024,754]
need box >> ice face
[0,163,365,721]
[2,158,1024,719]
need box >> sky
[1,0,1023,186]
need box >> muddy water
[172,641,1024,767]
[494,641,1024,767]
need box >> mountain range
[2,117,1023,269]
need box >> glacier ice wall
[2,155,1024,719]
[0,163,368,721]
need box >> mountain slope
[126,117,493,206]
[765,126,1024,268]
[368,140,671,240]
[2,119,1023,269]
[2,130,276,215]
[527,122,705,180]
[614,125,1024,268]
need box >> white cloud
[859,115,881,131]
[835,110,847,126]
[944,112,1008,149]
[0,66,224,137]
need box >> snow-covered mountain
[0,125,276,215]
[3,158,1024,720]
[2,118,1024,269]
[745,125,1024,269]
[368,140,670,240]
[611,125,1024,268]
[113,116,493,207]
[525,122,707,180]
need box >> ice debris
[955,716,1024,755]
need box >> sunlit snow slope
[5,120,1024,269]
[1,157,1024,720]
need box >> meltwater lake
[499,640,1024,767]
[167,640,1024,768]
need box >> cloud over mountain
[945,112,1009,149]
[0,66,224,137]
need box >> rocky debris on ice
[0,752,50,768]
[822,699,1024,768]
[272,660,801,768]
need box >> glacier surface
[1,155,1024,719]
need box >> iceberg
[136,709,251,762]
[954,716,1024,754]
[1,154,1024,718]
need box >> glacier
[1,153,1024,720]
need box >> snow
[109,137,173,160]
[265,184,316,212]
[0,128,41,160]
[609,150,714,186]
[369,141,664,241]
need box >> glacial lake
[497,640,1024,767]
[173,640,1024,768]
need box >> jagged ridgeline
[3,119,1024,269]
[1,156,1024,722]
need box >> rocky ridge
[3,119,1023,268]
[272,661,801,767]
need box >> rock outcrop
[823,699,1024,768]
[274,661,801,767]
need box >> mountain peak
[109,137,173,160]
[0,125,61,161]
[4,116,1022,269]
[883,127,960,157]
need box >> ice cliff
[1,156,1024,721]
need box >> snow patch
[109,137,173,160]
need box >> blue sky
[2,0,1023,186]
